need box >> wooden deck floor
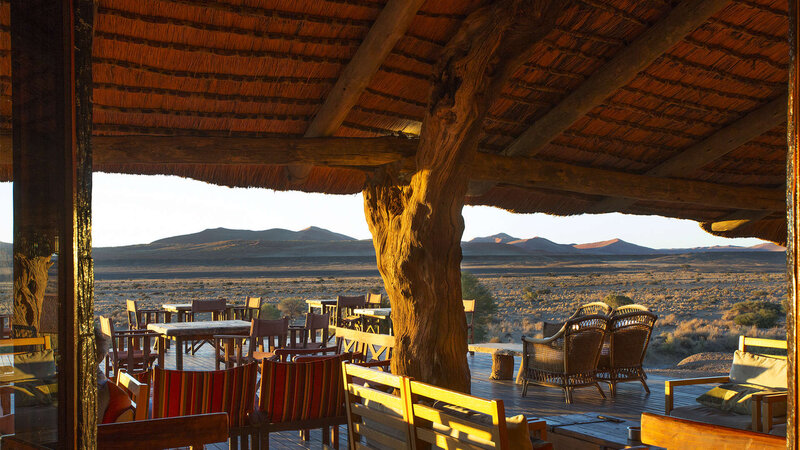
[159,345,708,449]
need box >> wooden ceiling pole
[593,94,787,212]
[468,0,732,196]
[362,0,564,392]
[787,0,798,446]
[286,0,426,183]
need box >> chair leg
[641,378,650,394]
[596,382,607,399]
[301,429,309,441]
[332,426,339,449]
[564,388,573,404]
[322,426,330,446]
[261,431,269,450]
[522,380,528,397]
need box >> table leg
[516,358,525,385]
[164,311,172,323]
[175,337,183,370]
[158,336,166,368]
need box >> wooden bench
[342,362,549,449]
[641,412,784,449]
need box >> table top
[353,308,391,318]
[148,319,251,336]
[542,413,640,448]
[305,298,337,306]
[162,303,192,311]
[468,342,523,355]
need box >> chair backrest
[98,413,229,449]
[562,314,609,375]
[335,326,393,364]
[191,298,227,319]
[335,295,366,326]
[126,300,140,330]
[240,296,263,320]
[342,362,414,449]
[606,311,657,368]
[407,378,513,450]
[612,304,649,316]
[739,336,788,359]
[304,312,330,346]
[248,317,289,359]
[116,370,150,421]
[257,354,348,424]
[151,363,258,428]
[99,316,119,361]
[463,299,476,325]
[366,293,382,307]
[247,296,262,310]
[0,336,52,355]
[575,302,612,317]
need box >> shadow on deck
[164,346,707,449]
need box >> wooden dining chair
[126,299,166,330]
[186,298,227,353]
[362,294,383,333]
[463,299,476,354]
[214,317,289,369]
[151,364,258,448]
[303,312,330,348]
[236,296,263,321]
[334,295,366,329]
[116,369,150,421]
[99,316,159,378]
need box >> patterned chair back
[151,363,258,428]
[257,354,348,423]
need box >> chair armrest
[751,391,787,433]
[527,418,547,440]
[664,376,730,414]
[114,329,161,336]
[273,345,338,362]
[522,333,563,346]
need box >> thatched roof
[0,0,790,243]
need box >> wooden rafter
[0,135,781,212]
[287,0,426,182]
[593,93,787,212]
[502,0,732,158]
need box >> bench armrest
[665,376,730,414]
[527,418,547,440]
[751,391,787,432]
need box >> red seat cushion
[102,382,133,424]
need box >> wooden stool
[490,350,515,380]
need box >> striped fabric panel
[258,354,346,423]
[152,363,257,428]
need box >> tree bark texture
[363,0,564,392]
[12,253,53,338]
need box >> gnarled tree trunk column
[363,0,564,392]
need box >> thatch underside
[0,0,792,243]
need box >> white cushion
[729,350,787,389]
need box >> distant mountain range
[0,227,785,264]
[468,233,785,255]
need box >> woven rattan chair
[596,310,657,396]
[542,301,612,338]
[522,314,610,403]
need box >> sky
[0,173,768,248]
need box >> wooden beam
[287,0,426,181]
[502,0,731,157]
[594,94,787,212]
[0,135,781,212]
[788,1,799,445]
[469,152,783,212]
[708,210,774,233]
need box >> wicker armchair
[542,302,612,338]
[522,314,610,403]
[596,310,657,396]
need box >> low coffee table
[541,413,643,449]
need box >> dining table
[162,302,242,322]
[147,319,251,370]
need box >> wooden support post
[11,0,95,447]
[789,0,798,447]
[363,0,563,392]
